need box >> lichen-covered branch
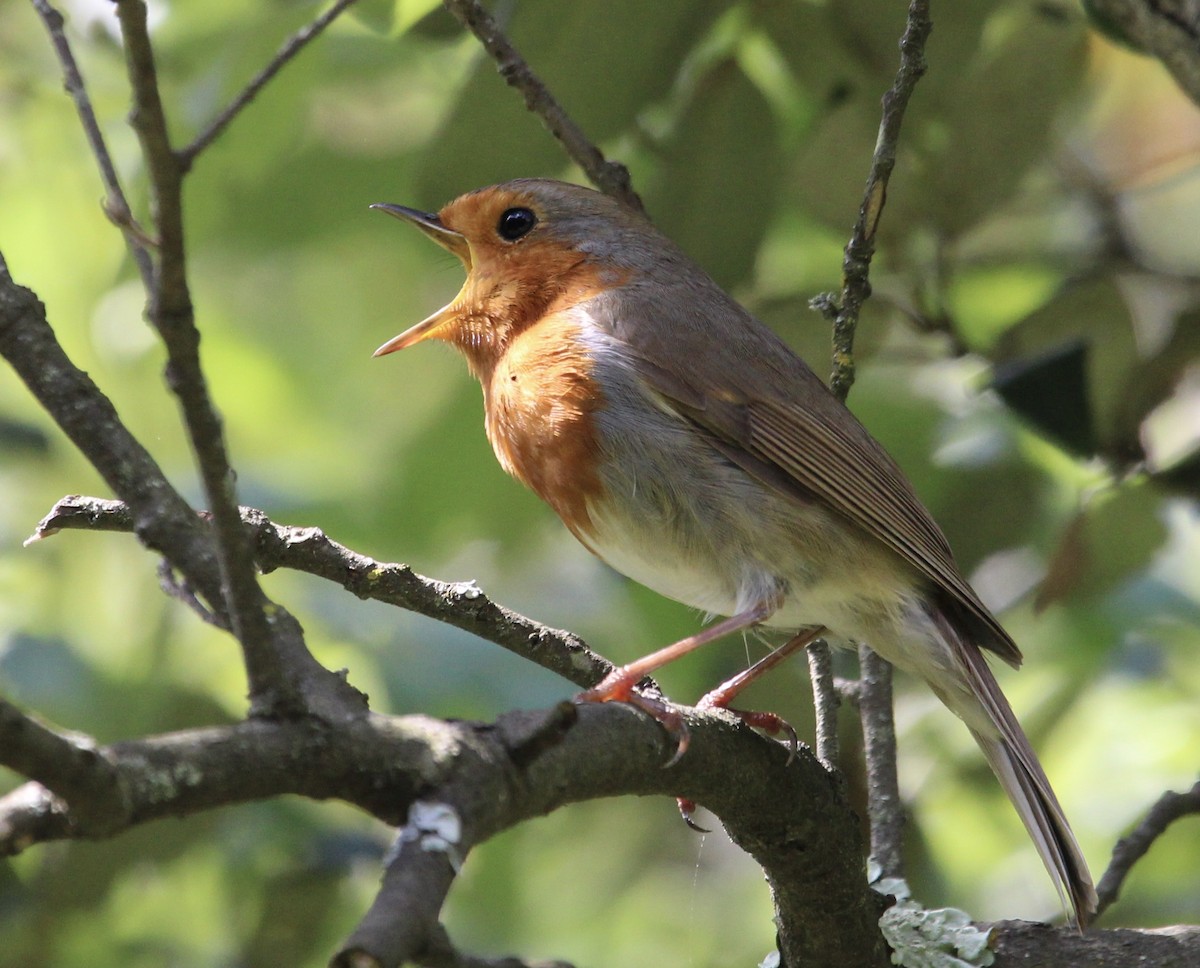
[0,699,886,967]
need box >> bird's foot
[696,690,800,764]
[576,668,691,766]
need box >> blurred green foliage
[2,1,1199,965]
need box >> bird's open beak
[371,203,471,356]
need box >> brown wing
[599,279,1022,668]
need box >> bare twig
[157,560,232,631]
[0,696,129,835]
[0,259,224,609]
[28,0,155,286]
[815,0,931,399]
[858,644,905,880]
[29,496,612,690]
[112,0,305,714]
[810,0,932,885]
[805,637,841,770]
[0,264,365,721]
[177,0,363,168]
[336,850,575,968]
[1095,780,1200,917]
[439,0,643,213]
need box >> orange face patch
[428,187,622,379]
[412,184,633,535]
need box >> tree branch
[0,262,365,720]
[0,257,222,607]
[439,0,643,213]
[804,0,932,883]
[1095,780,1200,917]
[805,636,841,770]
[177,0,364,168]
[28,496,613,690]
[0,696,129,836]
[0,701,888,967]
[858,645,905,879]
[817,0,932,400]
[110,0,335,716]
[988,919,1200,967]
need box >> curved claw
[660,715,691,768]
[575,682,691,767]
[677,797,711,833]
[780,718,800,766]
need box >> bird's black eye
[497,207,537,242]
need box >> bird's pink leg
[578,602,776,703]
[576,602,777,760]
[698,625,827,728]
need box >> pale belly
[577,446,917,641]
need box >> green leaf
[647,59,783,289]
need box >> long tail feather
[955,643,1097,928]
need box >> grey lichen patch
[370,714,468,783]
[876,878,995,968]
[132,756,206,805]
[396,800,464,871]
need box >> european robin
[371,178,1097,926]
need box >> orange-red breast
[372,178,1096,926]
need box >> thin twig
[113,0,295,713]
[177,0,363,168]
[157,560,232,631]
[29,0,155,286]
[858,644,904,880]
[805,637,840,770]
[1,262,364,721]
[1095,780,1200,917]
[811,0,932,883]
[439,0,643,213]
[1,260,224,610]
[814,0,932,399]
